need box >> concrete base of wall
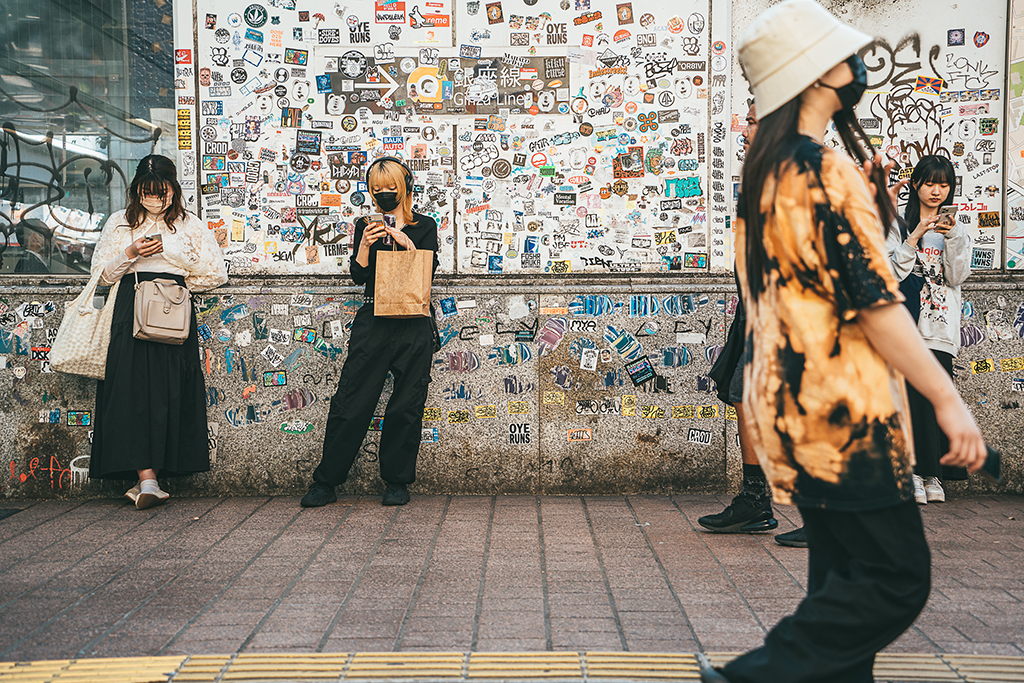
[2,275,1021,499]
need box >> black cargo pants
[313,303,433,486]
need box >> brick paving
[0,495,1021,663]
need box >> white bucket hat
[738,0,873,117]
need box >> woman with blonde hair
[700,1,986,680]
[301,157,438,508]
[90,155,227,509]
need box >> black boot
[698,465,777,533]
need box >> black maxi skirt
[90,272,210,480]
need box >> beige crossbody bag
[131,231,191,344]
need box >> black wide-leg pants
[313,304,433,487]
[722,501,931,683]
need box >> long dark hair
[741,102,900,299]
[902,154,955,238]
[125,154,186,232]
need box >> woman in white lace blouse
[90,155,227,509]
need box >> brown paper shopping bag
[374,247,432,318]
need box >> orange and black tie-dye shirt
[736,139,915,511]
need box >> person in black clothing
[701,103,808,548]
[301,157,438,508]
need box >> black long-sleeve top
[350,212,439,297]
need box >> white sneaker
[912,474,927,505]
[924,477,945,503]
[124,483,141,504]
[136,480,170,510]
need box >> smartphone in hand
[144,234,163,242]
[936,205,958,233]
[382,214,395,246]
[980,445,1002,485]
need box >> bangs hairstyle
[902,155,955,238]
[125,154,186,232]
[368,159,417,226]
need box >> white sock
[140,479,160,495]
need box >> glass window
[0,0,175,275]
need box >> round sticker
[688,13,705,35]
[658,91,675,107]
[557,102,570,115]
[227,13,242,27]
[200,126,217,141]
[400,57,417,73]
[640,13,655,28]
[341,116,358,132]
[339,50,368,79]
[576,206,588,217]
[624,101,638,115]
[346,15,360,28]
[350,191,365,206]
[667,16,685,34]
[215,28,231,43]
[712,40,726,54]
[422,126,437,140]
[623,117,637,130]
[579,122,594,136]
[693,75,703,86]
[291,153,311,172]
[506,249,518,259]
[618,133,631,145]
[491,159,512,178]
[231,68,248,84]
[571,97,588,115]
[244,3,268,27]
[274,68,290,83]
[335,179,351,193]
[276,97,289,108]
[712,56,728,72]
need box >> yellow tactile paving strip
[0,652,1022,682]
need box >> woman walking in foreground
[700,1,987,681]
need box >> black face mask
[373,192,400,212]
[820,55,868,111]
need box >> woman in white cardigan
[885,155,971,504]
[90,155,227,509]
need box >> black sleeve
[416,214,440,278]
[350,217,369,286]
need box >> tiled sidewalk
[0,495,1021,663]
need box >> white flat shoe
[124,483,141,504]
[136,487,170,510]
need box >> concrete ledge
[1,278,1021,498]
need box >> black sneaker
[300,482,337,507]
[774,526,808,548]
[697,494,778,533]
[382,483,410,506]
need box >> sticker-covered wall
[182,0,722,275]
[731,0,1008,271]
[2,0,1023,500]
[1005,0,1024,268]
